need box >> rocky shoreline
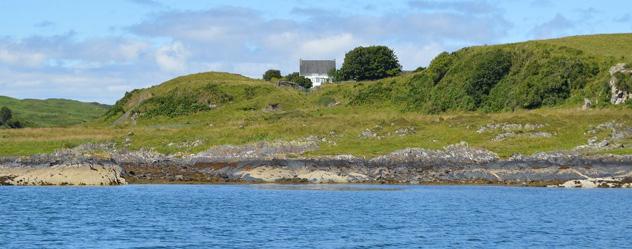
[2,142,632,188]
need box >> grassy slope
[537,33,632,59]
[3,33,632,157]
[0,96,110,127]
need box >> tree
[328,69,342,82]
[339,46,401,81]
[284,72,313,89]
[0,106,12,125]
[262,69,282,81]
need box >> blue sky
[1,0,631,104]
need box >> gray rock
[360,129,378,138]
[582,98,592,110]
[608,63,632,105]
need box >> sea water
[1,185,631,248]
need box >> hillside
[0,96,110,127]
[108,33,632,120]
[2,33,632,157]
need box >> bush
[0,106,22,129]
[262,69,282,81]
[349,81,394,105]
[615,71,632,92]
[284,72,313,89]
[104,89,140,118]
[0,106,12,125]
[485,49,599,111]
[413,67,426,73]
[424,49,512,112]
[340,46,402,81]
[139,84,233,117]
[7,120,22,128]
[400,44,605,113]
[426,52,454,83]
[328,69,343,82]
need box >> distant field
[0,96,110,127]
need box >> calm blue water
[1,185,631,249]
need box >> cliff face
[2,143,632,187]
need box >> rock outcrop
[116,143,632,187]
[609,63,632,105]
[3,141,632,187]
[0,164,125,186]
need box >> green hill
[0,96,110,127]
[109,33,632,121]
[4,33,632,157]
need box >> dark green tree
[340,46,402,81]
[327,69,342,82]
[284,72,313,89]
[0,106,12,125]
[262,69,282,81]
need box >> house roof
[300,60,335,76]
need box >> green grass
[4,106,632,158]
[537,33,632,60]
[0,96,110,127]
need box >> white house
[299,59,336,86]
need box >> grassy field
[2,103,632,158]
[2,33,632,157]
[0,96,110,127]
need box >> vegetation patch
[138,84,233,118]
[614,71,632,92]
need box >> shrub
[7,120,22,128]
[413,66,426,73]
[424,49,512,112]
[426,52,454,83]
[485,49,599,111]
[328,69,343,82]
[262,69,282,81]
[284,72,313,89]
[139,84,233,117]
[0,107,23,129]
[349,81,394,105]
[614,71,632,92]
[104,89,139,118]
[0,106,12,125]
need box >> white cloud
[118,41,150,61]
[155,41,189,72]
[0,48,46,67]
[298,33,358,59]
[394,42,445,70]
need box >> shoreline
[2,142,632,188]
